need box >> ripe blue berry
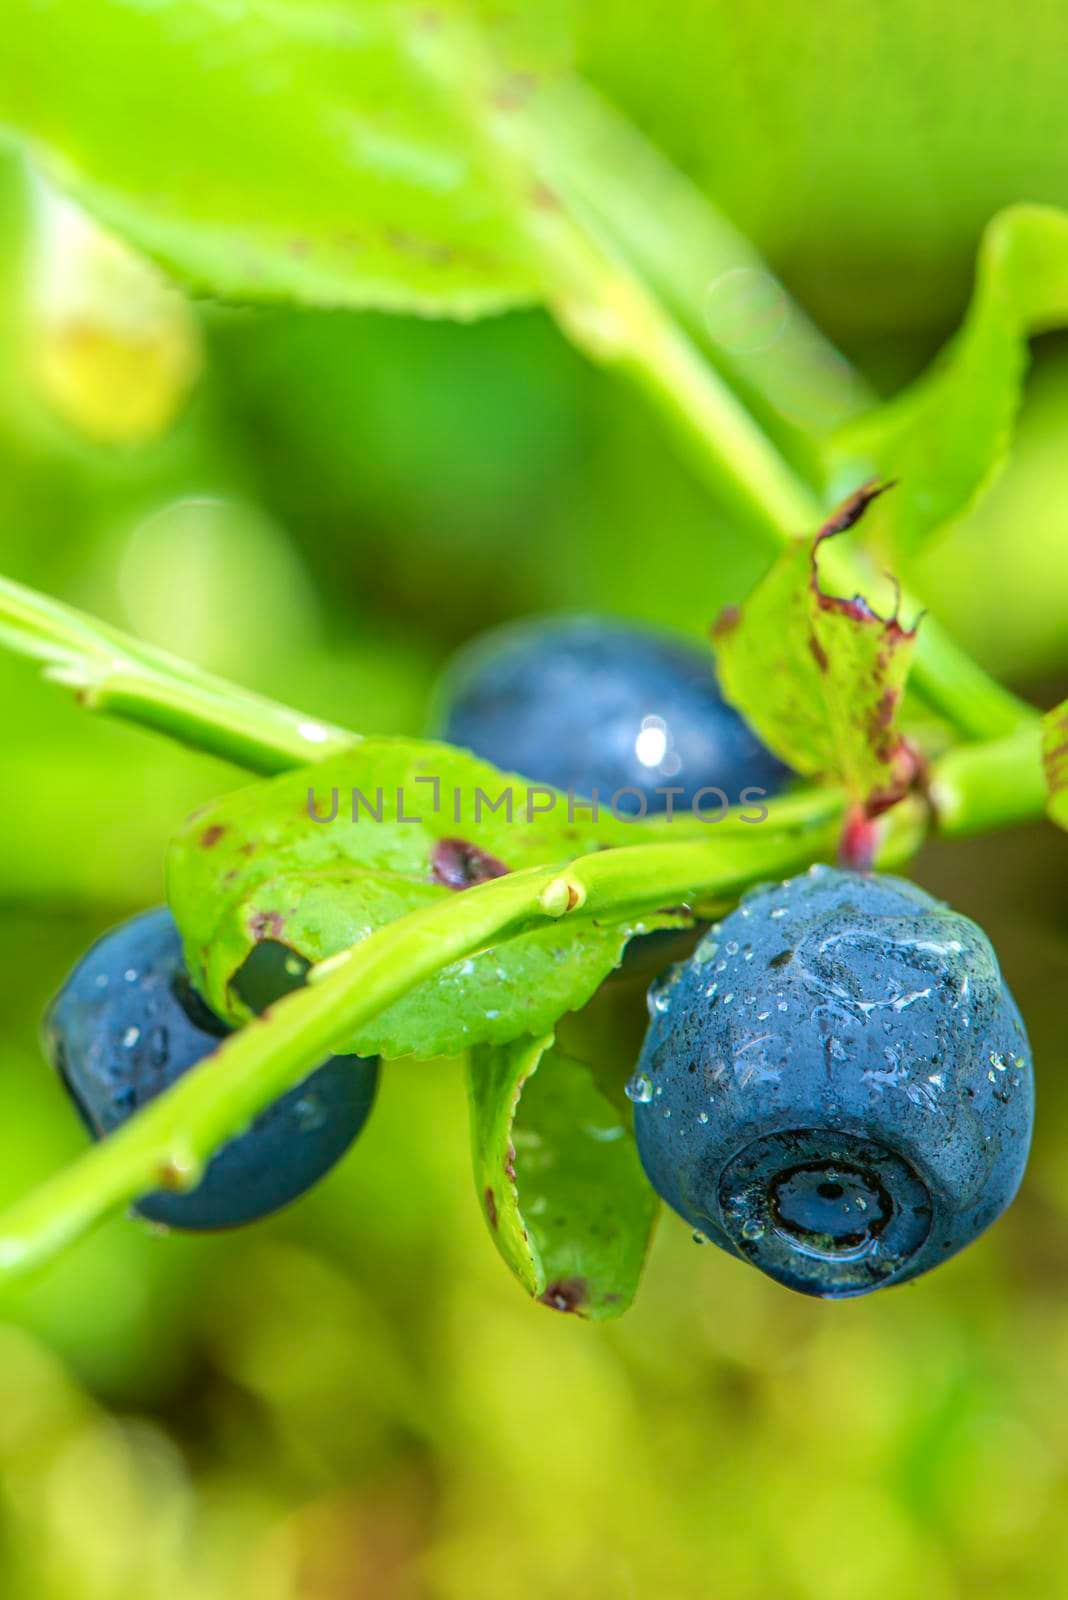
[632,867,1033,1296]
[44,909,379,1230]
[436,615,789,813]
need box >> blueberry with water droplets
[633,867,1033,1297]
[435,615,789,814]
[44,908,379,1230]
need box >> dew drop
[625,1072,653,1104]
[647,969,678,1016]
[294,1095,327,1131]
[741,1219,764,1241]
[122,1025,140,1048]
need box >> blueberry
[44,909,379,1230]
[632,866,1033,1297]
[435,615,789,814]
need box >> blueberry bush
[0,0,1066,1336]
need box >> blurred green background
[3,8,1068,1596]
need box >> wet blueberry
[44,909,379,1230]
[435,615,789,814]
[632,866,1034,1297]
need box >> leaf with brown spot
[431,837,509,889]
[467,1035,658,1319]
[167,737,680,1061]
[0,0,564,320]
[713,485,920,814]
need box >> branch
[0,575,358,773]
[0,698,1049,1279]
[0,793,931,1279]
[929,723,1046,836]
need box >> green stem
[929,724,1046,836]
[0,575,357,772]
[549,241,1035,742]
[544,220,819,539]
[419,25,1034,742]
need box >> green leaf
[1042,699,1068,832]
[0,0,860,538]
[467,1034,657,1317]
[713,485,919,811]
[0,0,554,317]
[827,205,1068,553]
[166,738,680,1060]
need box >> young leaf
[467,1034,657,1317]
[166,738,681,1060]
[1042,698,1068,833]
[712,485,919,813]
[0,0,552,317]
[827,205,1068,553]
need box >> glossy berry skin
[436,615,789,813]
[44,909,379,1231]
[632,867,1033,1297]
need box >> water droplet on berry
[294,1095,327,1131]
[625,1072,653,1104]
[646,970,677,1016]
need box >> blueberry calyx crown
[717,1129,933,1297]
